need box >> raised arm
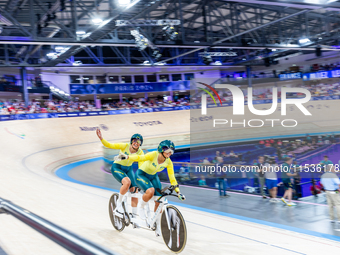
[97,128,127,150]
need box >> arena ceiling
[0,0,340,67]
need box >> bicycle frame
[123,191,172,231]
[109,186,187,253]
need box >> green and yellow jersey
[101,139,144,167]
[129,151,179,192]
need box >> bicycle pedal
[114,211,124,219]
[151,222,157,231]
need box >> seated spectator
[323,135,331,144]
[198,175,207,186]
[214,151,220,161]
[264,140,271,147]
[216,156,224,163]
[203,157,210,164]
[320,156,333,167]
[177,164,189,181]
[228,150,238,157]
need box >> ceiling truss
[0,0,339,67]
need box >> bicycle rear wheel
[161,205,187,253]
[108,193,125,232]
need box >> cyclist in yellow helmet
[96,129,144,218]
[115,139,185,236]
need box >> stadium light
[92,18,103,25]
[46,52,57,58]
[55,46,65,52]
[76,31,86,35]
[118,0,131,5]
[299,38,310,44]
[73,61,83,66]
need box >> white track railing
[0,197,118,255]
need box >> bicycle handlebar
[156,185,180,201]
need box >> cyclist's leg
[111,163,131,206]
[149,174,163,236]
[126,166,138,211]
[136,169,155,203]
[136,169,156,219]
[150,174,162,212]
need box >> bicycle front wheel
[161,205,187,253]
[108,193,125,232]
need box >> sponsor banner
[108,109,132,115]
[174,106,190,110]
[133,121,163,127]
[0,113,49,121]
[130,108,154,114]
[55,111,110,118]
[70,81,191,95]
[302,69,340,80]
[278,72,302,81]
[79,124,109,131]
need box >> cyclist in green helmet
[115,139,185,237]
[96,129,144,218]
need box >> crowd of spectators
[193,133,338,200]
[0,100,97,114]
[199,150,241,165]
[0,96,190,115]
[259,134,337,160]
[101,96,189,111]
[196,134,337,169]
[193,82,340,104]
[310,62,340,72]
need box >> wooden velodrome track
[0,108,340,255]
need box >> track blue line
[55,159,340,244]
[55,157,118,192]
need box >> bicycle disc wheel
[108,193,125,232]
[161,205,187,253]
